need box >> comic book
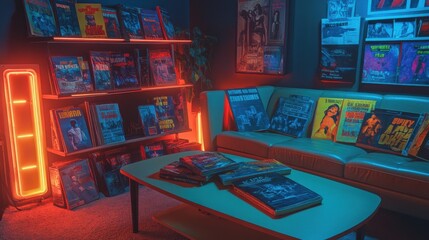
[77,57,94,92]
[23,0,57,37]
[225,87,270,132]
[366,20,393,38]
[53,0,81,37]
[310,97,344,141]
[53,106,93,153]
[159,161,209,185]
[269,94,316,138]
[393,19,416,39]
[155,6,175,39]
[137,104,160,136]
[153,95,178,133]
[336,99,377,143]
[102,6,122,38]
[179,151,239,178]
[361,43,400,84]
[327,0,356,19]
[110,51,139,90]
[89,51,113,91]
[417,17,429,37]
[49,56,89,95]
[117,5,143,39]
[405,113,429,157]
[356,109,422,155]
[75,3,107,38]
[397,41,429,85]
[91,103,126,145]
[263,46,284,74]
[320,45,359,84]
[141,141,165,159]
[232,173,322,218]
[140,9,164,40]
[134,48,151,87]
[54,159,99,209]
[148,49,178,86]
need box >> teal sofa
[200,86,429,220]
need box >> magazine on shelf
[218,159,292,186]
[134,48,151,87]
[231,172,323,218]
[23,0,57,37]
[366,20,393,38]
[408,113,429,158]
[53,0,81,37]
[155,6,175,39]
[110,51,140,90]
[356,109,422,155]
[77,57,94,92]
[336,99,377,143]
[320,45,359,84]
[50,56,90,95]
[117,4,143,39]
[92,103,126,145]
[102,6,122,38]
[361,43,400,84]
[225,87,270,132]
[179,151,240,178]
[89,51,113,91]
[393,18,416,39]
[137,104,160,136]
[140,9,164,39]
[397,41,429,85]
[141,141,165,159]
[75,3,107,38]
[148,49,178,86]
[153,95,179,133]
[311,97,344,141]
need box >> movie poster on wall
[236,0,288,74]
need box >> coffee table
[120,151,381,240]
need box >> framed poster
[368,0,410,15]
[236,0,288,74]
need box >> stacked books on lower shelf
[158,151,323,218]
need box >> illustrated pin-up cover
[57,159,99,209]
[153,95,178,133]
[327,0,356,19]
[361,43,400,84]
[90,51,113,91]
[117,5,143,39]
[110,51,139,90]
[137,104,160,136]
[320,45,359,83]
[398,41,429,85]
[23,0,57,37]
[336,99,377,143]
[148,49,178,86]
[93,103,126,145]
[75,3,107,38]
[102,6,122,38]
[225,87,270,132]
[53,0,81,37]
[393,18,416,39]
[269,94,315,138]
[50,56,88,95]
[140,9,164,40]
[311,97,344,141]
[367,20,393,38]
[263,46,284,74]
[356,109,422,155]
[54,106,93,153]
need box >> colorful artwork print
[362,43,400,84]
[368,0,410,14]
[398,41,429,85]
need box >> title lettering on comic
[85,25,106,36]
[371,45,391,58]
[57,110,82,119]
[378,118,415,150]
[159,119,175,129]
[101,111,118,119]
[416,44,429,55]
[56,63,78,70]
[27,0,48,7]
[78,5,100,15]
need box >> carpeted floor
[1,186,429,240]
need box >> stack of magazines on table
[158,151,323,218]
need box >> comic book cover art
[336,99,377,143]
[75,3,107,38]
[327,0,356,19]
[93,103,126,145]
[50,56,88,95]
[137,104,160,136]
[134,48,151,87]
[236,0,269,73]
[117,5,143,39]
[269,95,315,138]
[77,57,94,92]
[89,51,113,91]
[361,43,400,84]
[102,6,122,38]
[159,161,208,185]
[155,6,175,39]
[142,141,165,159]
[225,87,270,132]
[368,0,409,15]
[110,52,139,90]
[356,109,422,155]
[54,106,93,153]
[140,9,164,40]
[417,17,429,37]
[23,0,57,37]
[393,19,416,39]
[53,0,81,37]
[263,46,284,74]
[320,45,359,83]
[398,41,429,85]
[179,152,239,177]
[153,95,178,133]
[311,97,344,141]
[148,49,177,86]
[408,113,429,157]
[57,159,99,209]
[366,20,393,38]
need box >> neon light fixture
[1,65,48,201]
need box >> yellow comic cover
[75,3,107,38]
[336,99,377,143]
[311,97,344,141]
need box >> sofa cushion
[216,131,294,158]
[345,153,429,200]
[269,138,367,177]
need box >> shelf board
[365,37,429,42]
[43,37,192,44]
[43,84,193,100]
[47,128,193,157]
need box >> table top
[121,150,381,240]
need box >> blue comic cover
[110,52,139,90]
[398,41,429,85]
[140,9,164,40]
[361,43,400,84]
[153,96,178,133]
[102,6,122,38]
[90,51,113,91]
[94,103,126,145]
[263,46,284,74]
[137,104,160,136]
[24,0,57,37]
[55,106,93,153]
[118,5,143,39]
[50,56,89,95]
[53,0,81,37]
[320,45,359,83]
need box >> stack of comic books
[159,161,209,185]
[178,152,240,179]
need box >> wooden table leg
[130,179,139,233]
